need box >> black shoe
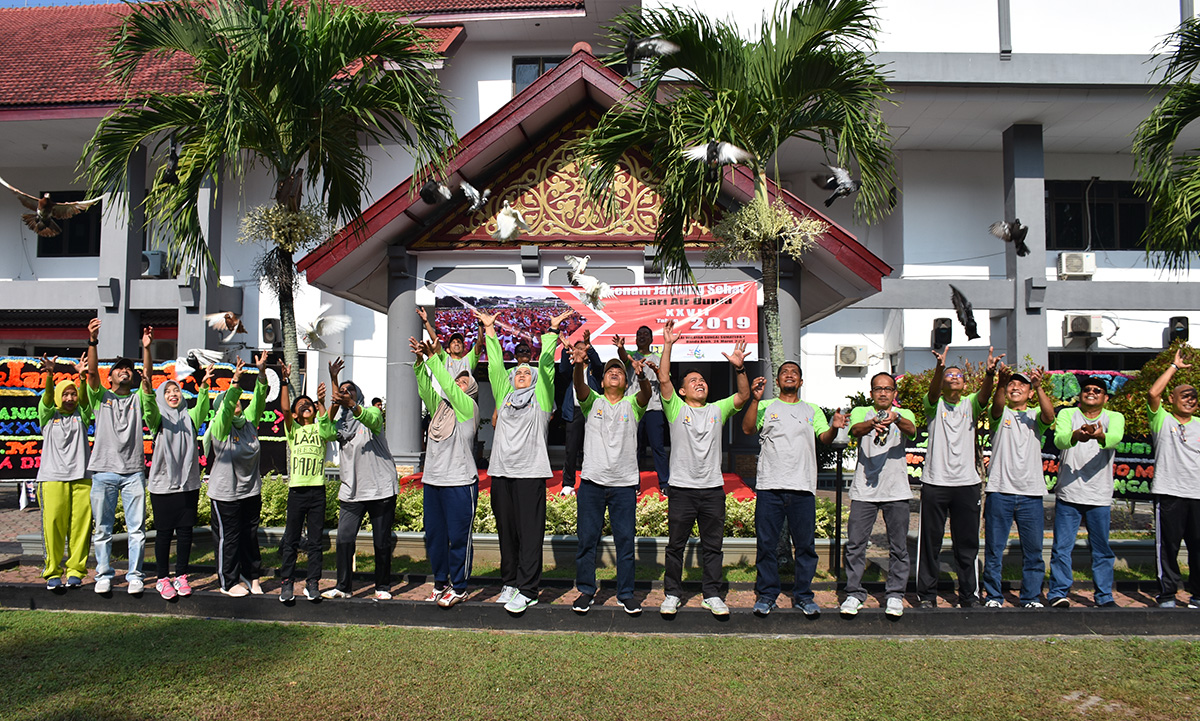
[958,596,980,609]
[659,485,669,497]
[1097,601,1118,608]
[572,593,594,614]
[917,599,935,609]
[304,581,320,602]
[1050,597,1070,608]
[620,597,642,616]
[279,580,294,603]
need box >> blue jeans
[982,492,1045,605]
[754,489,818,604]
[640,410,670,489]
[1049,499,1114,605]
[90,471,147,583]
[575,481,637,601]
[424,483,478,592]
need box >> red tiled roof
[367,0,582,11]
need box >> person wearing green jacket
[480,307,566,614]
[139,326,212,599]
[203,352,270,598]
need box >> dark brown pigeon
[0,175,103,237]
[949,284,980,341]
[988,219,1031,257]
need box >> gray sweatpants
[844,499,911,602]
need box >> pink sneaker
[156,578,177,600]
[173,575,192,597]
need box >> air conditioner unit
[1056,251,1096,280]
[1062,314,1102,343]
[835,344,868,370]
[141,250,168,278]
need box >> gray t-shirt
[335,409,399,502]
[204,381,268,502]
[580,389,646,487]
[754,398,828,492]
[662,392,739,489]
[86,385,145,475]
[417,357,479,488]
[1150,404,1200,500]
[486,332,555,480]
[922,392,984,487]
[37,404,91,483]
[1054,407,1124,506]
[987,406,1051,496]
[627,350,662,411]
[849,406,916,502]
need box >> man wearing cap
[916,346,1000,608]
[657,320,751,617]
[615,326,670,494]
[1048,374,1124,608]
[417,306,483,381]
[569,345,651,615]
[982,365,1054,608]
[742,359,846,617]
[557,331,602,496]
[1147,347,1200,608]
[84,319,149,594]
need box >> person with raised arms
[278,366,337,603]
[34,352,93,590]
[614,325,669,494]
[915,345,1000,609]
[557,330,602,497]
[85,318,149,595]
[138,326,213,600]
[742,360,846,617]
[322,357,400,601]
[569,341,652,615]
[1147,347,1200,608]
[481,307,566,613]
[657,321,750,617]
[841,372,916,618]
[417,305,483,381]
[203,352,270,598]
[1047,375,1124,608]
[412,337,481,608]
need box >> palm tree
[577,0,896,373]
[1135,17,1200,271]
[82,0,455,379]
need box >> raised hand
[986,346,1005,373]
[232,356,246,383]
[662,320,681,345]
[254,350,268,373]
[931,345,948,366]
[582,329,591,347]
[415,307,428,323]
[329,357,345,379]
[996,363,1012,387]
[1029,366,1045,385]
[39,354,53,375]
[420,340,438,358]
[570,344,587,365]
[88,318,101,342]
[723,339,748,369]
[611,334,626,349]
[630,357,645,376]
[830,408,848,429]
[142,326,154,348]
[280,363,291,383]
[1175,347,1192,370]
[73,354,86,376]
[750,376,766,401]
[475,309,496,328]
[200,364,215,388]
[550,308,574,328]
[316,382,327,407]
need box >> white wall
[0,164,107,281]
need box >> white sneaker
[660,594,682,615]
[126,577,144,595]
[840,596,863,617]
[94,577,112,594]
[504,593,538,613]
[374,590,393,600]
[984,599,1003,608]
[321,588,350,599]
[702,596,729,616]
[559,485,575,496]
[885,597,904,617]
[220,584,250,598]
[496,585,519,604]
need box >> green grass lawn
[0,610,1197,721]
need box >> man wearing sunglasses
[1147,347,1200,608]
[916,345,1001,608]
[1047,374,1124,608]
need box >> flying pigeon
[988,219,1031,257]
[682,141,755,182]
[173,355,198,382]
[492,199,530,242]
[565,254,615,310]
[300,304,352,350]
[948,284,980,341]
[624,33,681,73]
[420,179,452,205]
[162,136,181,185]
[186,346,243,367]
[206,311,247,343]
[461,180,491,213]
[812,164,860,208]
[0,175,104,237]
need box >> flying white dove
[492,200,530,242]
[186,347,242,367]
[206,311,247,343]
[461,181,491,213]
[682,141,755,182]
[300,304,352,350]
[565,254,615,310]
[812,163,861,207]
[173,355,197,382]
[624,33,681,73]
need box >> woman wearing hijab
[479,307,569,614]
[139,327,212,599]
[203,352,270,598]
[412,337,480,608]
[321,357,399,600]
[35,353,93,590]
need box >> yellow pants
[38,480,93,581]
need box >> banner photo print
[432,282,759,362]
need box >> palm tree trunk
[754,173,784,380]
[276,251,301,396]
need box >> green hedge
[115,476,843,539]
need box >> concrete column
[386,246,422,470]
[775,259,803,371]
[1002,124,1048,367]
[177,170,224,354]
[97,144,146,359]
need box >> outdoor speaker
[141,250,168,278]
[932,318,952,348]
[262,318,282,348]
[1170,316,1189,343]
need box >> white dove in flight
[206,311,247,344]
[565,254,615,310]
[461,181,491,213]
[300,304,352,350]
[492,200,530,242]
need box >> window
[35,191,102,258]
[513,56,567,95]
[1044,180,1147,251]
[1049,350,1157,372]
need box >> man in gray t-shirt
[85,319,149,595]
[615,325,669,493]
